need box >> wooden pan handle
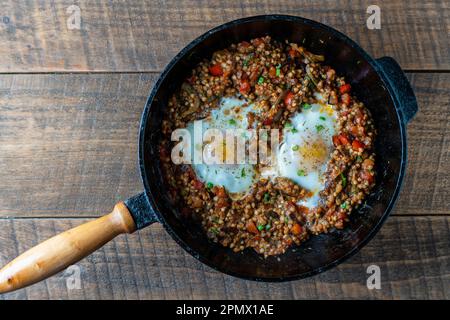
[0,202,136,294]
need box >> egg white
[186,97,260,194]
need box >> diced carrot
[288,49,298,58]
[246,221,259,234]
[352,139,364,151]
[239,79,251,94]
[269,66,277,78]
[284,91,294,106]
[339,134,350,145]
[263,118,273,126]
[291,223,303,235]
[209,64,223,76]
[339,83,351,94]
[350,125,364,136]
[213,186,227,198]
[332,135,341,147]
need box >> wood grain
[0,202,135,294]
[0,0,448,72]
[0,73,448,218]
[0,216,448,300]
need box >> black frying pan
[0,15,417,293]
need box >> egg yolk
[297,138,328,170]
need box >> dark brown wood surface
[0,0,448,300]
[0,216,448,300]
[0,0,448,72]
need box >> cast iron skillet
[0,15,418,292]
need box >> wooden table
[0,1,448,300]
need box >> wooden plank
[0,73,448,218]
[0,73,153,217]
[0,216,448,300]
[0,0,448,72]
[397,74,450,215]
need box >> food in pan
[160,36,376,257]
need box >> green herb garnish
[284,122,293,129]
[315,124,325,132]
[356,156,363,162]
[263,192,271,203]
[276,64,281,77]
[297,169,306,176]
[209,227,219,234]
[206,182,214,189]
[265,224,271,231]
[243,53,253,66]
[306,74,317,88]
[292,145,299,151]
[258,76,265,84]
[302,103,312,110]
[228,118,236,125]
[319,116,326,121]
[257,224,265,231]
[241,168,246,177]
[291,128,298,133]
[340,203,347,209]
[340,173,347,187]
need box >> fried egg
[263,99,337,208]
[186,97,260,194]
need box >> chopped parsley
[263,192,271,203]
[340,173,347,187]
[285,122,298,133]
[206,182,214,189]
[209,227,219,234]
[315,124,325,132]
[228,118,237,125]
[258,76,265,84]
[297,169,306,176]
[243,53,253,66]
[276,64,281,77]
[241,168,246,177]
[257,224,265,231]
[265,224,271,231]
[356,156,363,162]
[319,116,326,121]
[302,103,312,110]
[340,203,347,209]
[292,145,299,151]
